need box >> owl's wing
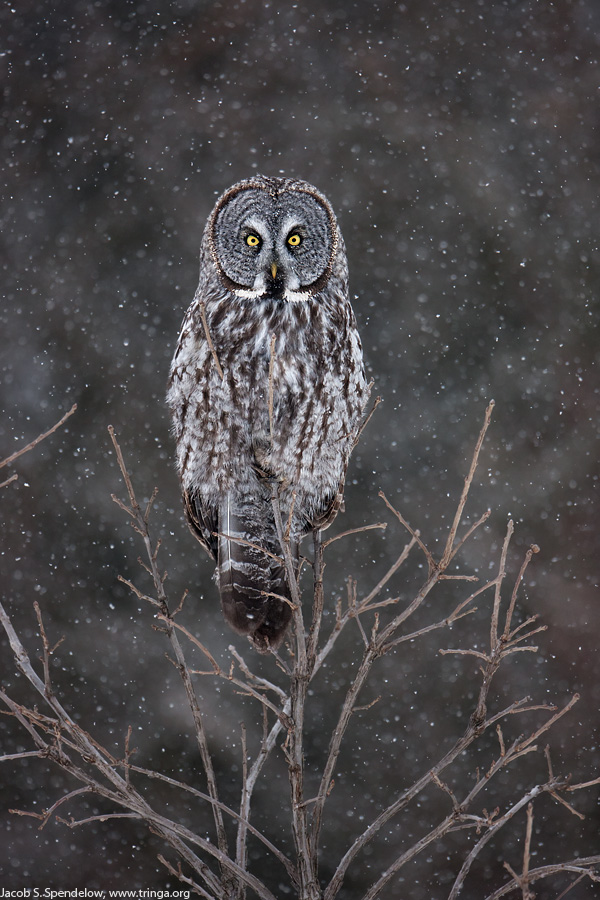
[183,489,218,561]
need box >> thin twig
[447,783,556,900]
[161,616,292,727]
[502,544,540,641]
[228,646,288,701]
[215,531,285,566]
[322,522,387,548]
[0,403,77,471]
[268,332,276,448]
[568,776,600,791]
[0,749,44,764]
[198,298,224,379]
[127,763,296,883]
[350,391,381,451]
[447,507,492,559]
[490,520,514,649]
[522,803,534,889]
[378,493,435,572]
[157,855,213,900]
[483,861,600,900]
[306,528,325,666]
[357,536,417,610]
[59,811,141,828]
[236,722,249,899]
[441,399,494,567]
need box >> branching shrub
[1,402,599,898]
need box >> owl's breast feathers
[167,290,368,520]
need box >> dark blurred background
[1,0,598,897]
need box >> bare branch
[0,749,45,764]
[162,615,292,727]
[198,298,224,380]
[268,332,276,448]
[490,520,514,649]
[358,535,417,610]
[4,400,595,900]
[522,803,534,890]
[215,530,285,566]
[228,646,288,702]
[58,811,141,828]
[350,390,381,451]
[447,507,492,558]
[33,601,65,697]
[0,403,77,471]
[568,776,600,792]
[550,789,585,821]
[378,492,435,571]
[306,528,325,665]
[448,782,558,900]
[515,694,579,755]
[322,522,387,548]
[157,855,214,900]
[127,763,297,884]
[313,646,378,859]
[502,544,541,641]
[441,399,495,567]
[236,723,249,899]
[483,857,600,899]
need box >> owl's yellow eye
[245,233,261,248]
[287,233,302,247]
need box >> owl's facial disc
[213,186,335,301]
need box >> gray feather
[217,493,295,652]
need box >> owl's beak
[270,262,278,279]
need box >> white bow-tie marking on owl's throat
[233,287,312,303]
[233,281,313,303]
[233,286,266,300]
[283,287,312,302]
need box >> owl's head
[207,176,342,302]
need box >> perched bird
[167,175,369,651]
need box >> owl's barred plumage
[167,175,369,651]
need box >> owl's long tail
[217,493,297,652]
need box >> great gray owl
[167,175,369,651]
